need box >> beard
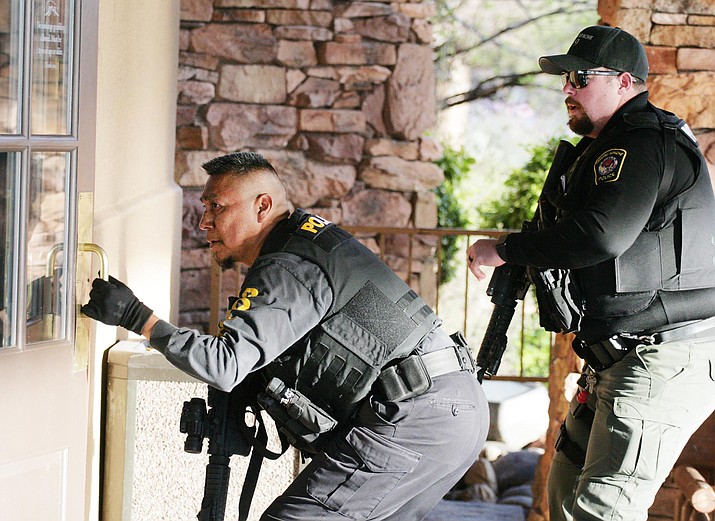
[569,114,595,136]
[219,258,236,271]
[566,98,595,136]
[212,252,237,271]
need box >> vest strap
[555,422,586,467]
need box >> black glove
[81,276,153,335]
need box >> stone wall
[175,0,443,330]
[600,0,715,174]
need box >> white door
[0,1,99,520]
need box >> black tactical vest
[611,108,715,293]
[572,105,715,337]
[255,210,441,450]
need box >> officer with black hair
[83,151,489,521]
[467,25,715,521]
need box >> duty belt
[575,316,715,371]
[375,332,476,402]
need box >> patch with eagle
[594,149,627,185]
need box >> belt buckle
[450,331,476,373]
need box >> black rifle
[180,381,280,521]
[475,140,577,381]
[476,247,531,381]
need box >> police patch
[594,149,626,185]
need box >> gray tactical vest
[256,210,441,451]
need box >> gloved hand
[81,276,153,335]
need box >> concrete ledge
[107,340,201,383]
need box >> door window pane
[26,151,70,343]
[1,152,18,347]
[32,0,74,135]
[0,1,23,134]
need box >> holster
[573,334,642,371]
[257,378,338,455]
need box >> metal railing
[208,226,550,383]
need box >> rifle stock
[180,384,254,521]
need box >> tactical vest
[572,105,715,334]
[612,107,715,292]
[254,210,441,452]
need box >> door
[0,1,98,520]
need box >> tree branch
[434,5,594,59]
[439,70,546,109]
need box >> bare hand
[466,238,506,281]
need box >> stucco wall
[103,342,297,521]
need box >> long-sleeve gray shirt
[150,252,333,391]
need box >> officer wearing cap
[83,152,489,520]
[467,25,715,521]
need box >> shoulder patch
[594,149,627,185]
[295,213,332,239]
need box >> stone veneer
[609,0,715,175]
[175,0,444,330]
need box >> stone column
[600,0,715,177]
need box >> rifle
[180,380,281,521]
[475,140,578,381]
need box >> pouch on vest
[376,354,432,401]
[528,266,583,333]
[256,377,338,455]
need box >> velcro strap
[555,423,586,467]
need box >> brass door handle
[78,243,109,281]
[46,242,109,280]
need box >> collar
[258,209,306,257]
[598,91,650,137]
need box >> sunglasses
[561,70,621,89]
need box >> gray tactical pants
[548,336,715,521]
[261,370,489,521]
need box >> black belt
[575,316,715,371]
[376,333,476,402]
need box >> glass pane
[1,152,18,347]
[0,1,23,133]
[31,0,74,135]
[26,151,69,343]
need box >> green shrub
[434,144,474,283]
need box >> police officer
[467,26,715,521]
[83,151,489,521]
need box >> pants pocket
[608,396,680,481]
[306,426,421,520]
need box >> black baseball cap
[539,25,649,81]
